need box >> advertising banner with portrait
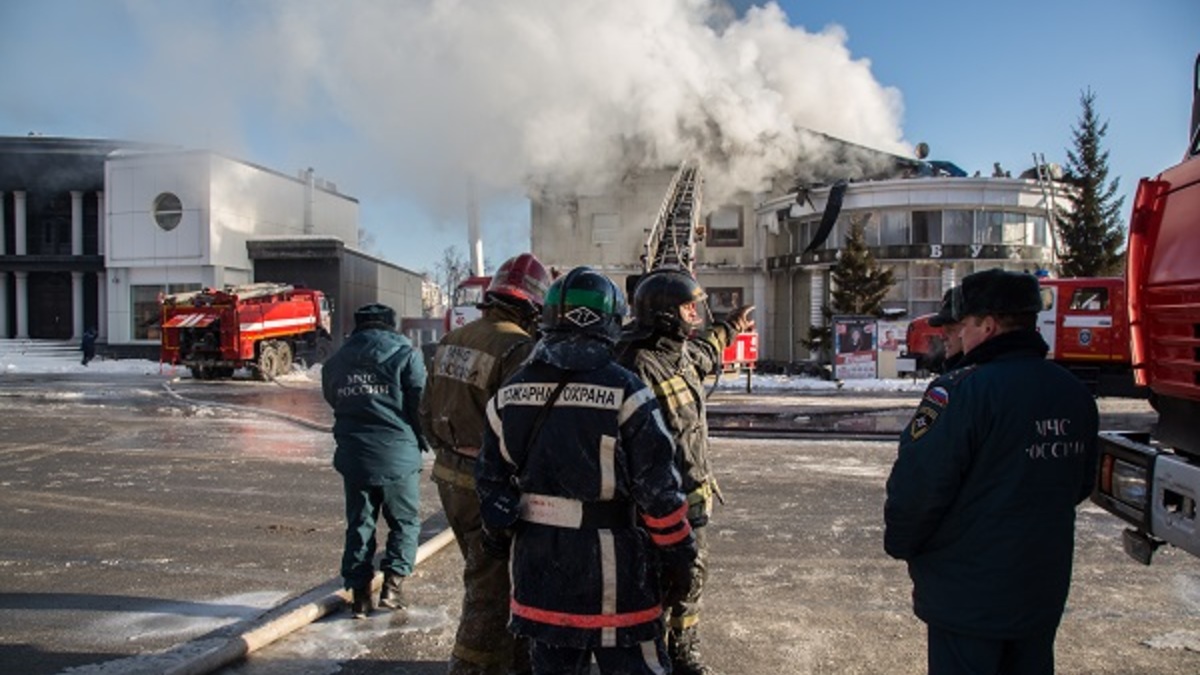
[875,319,909,377]
[833,315,877,380]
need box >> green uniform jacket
[884,329,1098,638]
[322,327,428,483]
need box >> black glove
[658,543,697,608]
[481,526,513,561]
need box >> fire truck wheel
[315,337,333,363]
[256,343,279,381]
[274,342,293,377]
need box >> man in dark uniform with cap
[884,268,1098,675]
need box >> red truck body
[160,283,333,380]
[1090,52,1200,563]
[443,275,491,332]
[906,276,1131,392]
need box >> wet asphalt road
[2,370,1199,674]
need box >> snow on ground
[0,348,931,392]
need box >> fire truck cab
[1091,52,1200,563]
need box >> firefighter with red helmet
[419,253,551,675]
[475,266,696,674]
[618,267,753,675]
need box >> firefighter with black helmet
[475,266,697,675]
[618,267,754,675]
[420,253,552,675]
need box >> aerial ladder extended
[632,162,758,375]
[641,163,703,274]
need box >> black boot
[379,571,407,609]
[669,626,719,675]
[350,584,373,619]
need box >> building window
[706,206,743,247]
[1030,215,1049,247]
[152,192,183,232]
[851,212,879,246]
[977,211,1026,245]
[132,282,200,340]
[591,213,619,245]
[880,210,907,246]
[912,210,942,245]
[706,287,743,315]
[943,210,973,244]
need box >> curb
[163,525,457,675]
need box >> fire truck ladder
[643,163,703,274]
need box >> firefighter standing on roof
[884,268,1098,675]
[475,267,697,675]
[322,303,430,619]
[618,268,753,675]
[419,253,551,675]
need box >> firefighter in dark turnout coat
[618,268,753,675]
[420,253,551,675]
[475,267,696,675]
[884,268,1098,675]
[322,303,430,618]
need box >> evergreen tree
[1056,89,1125,277]
[830,218,894,315]
[801,217,895,360]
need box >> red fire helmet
[486,253,551,310]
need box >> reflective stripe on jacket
[476,357,692,649]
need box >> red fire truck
[160,283,333,380]
[443,275,491,332]
[1090,52,1200,563]
[906,276,1131,393]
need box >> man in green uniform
[420,253,551,675]
[618,267,753,675]
[322,303,429,619]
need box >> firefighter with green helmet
[618,267,754,675]
[475,266,696,674]
[419,253,552,675]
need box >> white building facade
[532,169,1064,365]
[104,150,359,345]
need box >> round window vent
[152,192,183,231]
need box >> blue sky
[1,1,1195,276]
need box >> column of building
[14,190,28,338]
[0,191,7,339]
[96,191,106,341]
[72,191,85,339]
[0,189,103,341]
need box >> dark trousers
[340,469,421,589]
[530,638,669,675]
[928,624,1056,675]
[435,450,530,674]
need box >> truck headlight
[1109,458,1149,506]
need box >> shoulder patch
[909,404,940,440]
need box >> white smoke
[115,0,908,227]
